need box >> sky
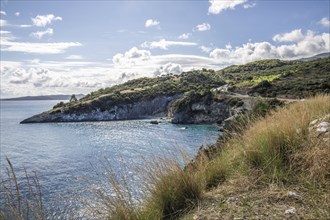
[0,0,329,98]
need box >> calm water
[0,100,219,218]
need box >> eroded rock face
[170,101,231,124]
[169,95,248,124]
[20,95,181,123]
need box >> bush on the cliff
[53,101,65,109]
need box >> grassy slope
[180,95,330,220]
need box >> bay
[0,100,219,218]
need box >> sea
[0,100,220,218]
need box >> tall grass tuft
[141,155,204,219]
[93,160,140,220]
[93,152,205,220]
[229,95,330,182]
[0,158,45,220]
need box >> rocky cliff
[20,91,245,125]
[168,92,248,124]
[21,95,181,123]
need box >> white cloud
[0,30,15,41]
[19,24,33,28]
[112,47,151,66]
[225,43,232,49]
[208,0,247,14]
[31,14,62,27]
[30,28,54,39]
[0,60,111,97]
[141,39,197,50]
[200,46,212,53]
[145,19,160,28]
[1,40,82,54]
[319,17,330,27]
[178,33,191,39]
[0,11,6,16]
[153,63,183,76]
[0,19,8,26]
[210,30,330,64]
[65,55,83,60]
[15,12,20,16]
[194,23,211,32]
[243,2,256,9]
[273,29,304,42]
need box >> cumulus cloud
[15,12,20,16]
[145,19,160,28]
[0,60,114,97]
[141,39,197,50]
[32,14,62,27]
[178,33,191,39]
[8,67,51,85]
[30,28,54,39]
[65,55,83,60]
[153,63,183,76]
[208,0,247,14]
[0,11,6,16]
[194,23,211,32]
[319,17,330,27]
[273,29,304,42]
[1,40,82,54]
[210,30,330,64]
[112,47,151,66]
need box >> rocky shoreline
[20,92,251,125]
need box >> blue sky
[0,0,329,98]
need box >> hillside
[219,56,330,98]
[20,57,330,124]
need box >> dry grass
[0,158,45,220]
[89,152,205,220]
[181,177,330,220]
[217,95,330,183]
[140,155,205,220]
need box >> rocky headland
[21,57,329,124]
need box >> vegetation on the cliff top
[220,57,330,98]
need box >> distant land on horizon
[298,52,330,61]
[1,94,85,101]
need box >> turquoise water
[0,100,220,218]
